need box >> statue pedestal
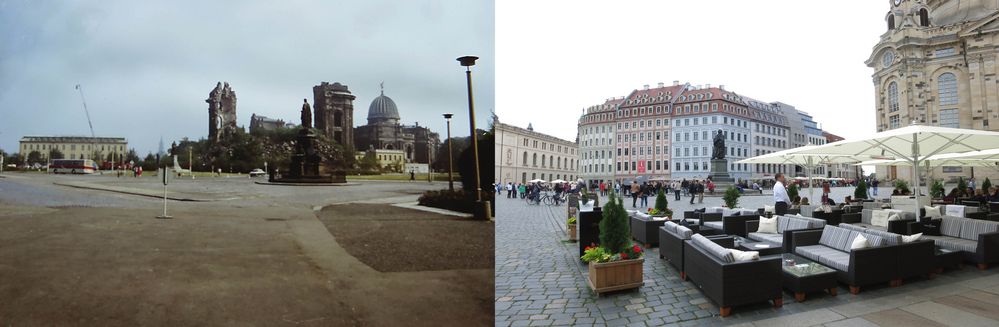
[274,128,346,184]
[709,159,736,190]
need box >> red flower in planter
[621,252,629,259]
[633,245,642,253]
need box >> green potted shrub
[723,187,741,209]
[854,179,869,200]
[647,189,673,219]
[958,177,968,196]
[983,178,992,194]
[581,194,644,294]
[931,179,945,199]
[894,179,911,195]
[788,183,799,203]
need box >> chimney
[706,83,712,89]
[696,85,702,90]
[673,80,680,86]
[657,82,664,88]
[643,84,649,90]
[719,85,725,90]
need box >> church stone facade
[353,87,440,164]
[867,0,999,181]
[312,82,356,147]
[206,82,238,142]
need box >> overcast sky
[0,0,493,155]
[496,0,886,143]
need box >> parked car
[249,168,266,177]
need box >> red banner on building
[637,160,646,173]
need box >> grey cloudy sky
[0,0,493,156]
[497,0,886,143]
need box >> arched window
[522,152,528,166]
[938,73,958,106]
[533,153,537,166]
[888,82,899,112]
[549,156,553,168]
[541,154,546,167]
[919,8,930,27]
[888,14,895,30]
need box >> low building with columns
[495,120,578,185]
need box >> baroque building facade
[19,136,127,162]
[495,122,578,185]
[867,0,999,181]
[352,87,439,164]
[576,82,834,186]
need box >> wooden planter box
[567,223,577,242]
[587,258,644,294]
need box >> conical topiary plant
[723,186,741,209]
[983,178,993,194]
[958,177,967,196]
[931,179,945,199]
[599,194,631,255]
[788,183,799,203]
[654,189,668,212]
[854,179,868,199]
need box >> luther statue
[712,129,726,160]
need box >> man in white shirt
[773,173,791,215]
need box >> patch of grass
[347,173,460,182]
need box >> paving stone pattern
[496,188,999,327]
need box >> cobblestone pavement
[495,187,997,326]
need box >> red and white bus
[49,159,98,174]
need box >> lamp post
[443,113,454,191]
[458,55,490,220]
[457,56,481,200]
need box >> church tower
[312,82,356,147]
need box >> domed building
[354,86,440,164]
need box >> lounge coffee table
[780,253,838,302]
[934,247,963,273]
[738,241,783,256]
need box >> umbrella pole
[808,157,815,202]
[912,133,921,215]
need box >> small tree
[983,178,993,194]
[854,179,869,199]
[787,183,799,203]
[931,179,945,199]
[894,179,911,195]
[599,194,631,254]
[48,148,64,160]
[26,151,43,165]
[654,189,668,212]
[723,186,741,208]
[957,177,968,196]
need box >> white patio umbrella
[550,179,567,184]
[738,145,868,201]
[795,124,999,214]
[528,179,547,183]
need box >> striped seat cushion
[691,234,734,263]
[777,216,792,233]
[959,219,999,241]
[675,225,694,239]
[861,228,903,246]
[704,221,723,230]
[748,232,783,244]
[664,221,679,234]
[941,217,965,238]
[935,237,978,253]
[819,225,853,251]
[785,218,812,232]
[838,223,865,232]
[795,245,848,271]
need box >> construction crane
[75,84,101,171]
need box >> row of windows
[616,160,670,172]
[674,130,747,144]
[23,143,125,152]
[755,136,786,148]
[617,118,670,131]
[519,151,576,170]
[672,115,747,128]
[520,138,575,155]
[884,73,958,116]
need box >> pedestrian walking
[630,181,640,208]
[774,173,790,215]
[506,183,514,198]
[689,180,698,205]
[518,183,526,199]
[639,182,649,208]
[672,180,681,201]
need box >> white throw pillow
[758,216,778,234]
[924,206,942,219]
[887,213,901,222]
[822,205,833,213]
[764,205,775,214]
[902,233,923,243]
[871,210,891,228]
[851,234,870,250]
[730,249,760,262]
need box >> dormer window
[887,14,895,30]
[919,8,929,27]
